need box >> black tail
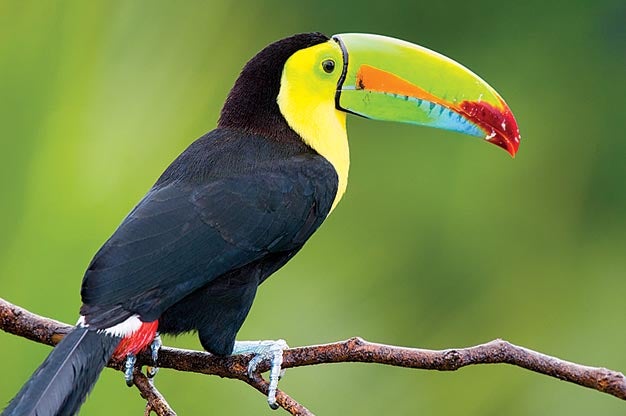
[2,326,121,416]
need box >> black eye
[322,59,335,74]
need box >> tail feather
[2,326,121,416]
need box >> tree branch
[132,370,176,416]
[1,297,625,416]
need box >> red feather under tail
[112,320,159,360]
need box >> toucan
[3,32,520,415]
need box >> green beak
[332,33,521,156]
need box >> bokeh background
[1,1,625,414]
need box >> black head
[218,32,330,140]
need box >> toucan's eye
[322,59,335,74]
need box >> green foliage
[1,0,625,414]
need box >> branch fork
[1,298,624,416]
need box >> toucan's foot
[232,339,289,409]
[147,333,162,378]
[124,354,136,386]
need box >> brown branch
[0,298,313,415]
[132,370,176,416]
[1,297,625,416]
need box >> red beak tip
[507,136,520,158]
[459,99,521,158]
[486,132,520,158]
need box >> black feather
[4,32,340,415]
[2,327,120,416]
[79,129,337,341]
[218,32,329,140]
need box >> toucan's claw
[232,339,289,410]
[147,333,162,378]
[124,354,136,386]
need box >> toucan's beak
[332,33,521,157]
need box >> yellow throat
[277,41,350,213]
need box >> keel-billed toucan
[3,32,520,415]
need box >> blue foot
[147,333,162,378]
[124,354,136,386]
[232,339,289,410]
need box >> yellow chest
[276,41,350,213]
[313,113,349,212]
[277,80,349,213]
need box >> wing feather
[80,156,336,328]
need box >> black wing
[80,155,337,328]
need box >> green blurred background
[1,1,625,414]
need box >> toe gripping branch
[147,334,162,378]
[121,334,287,409]
[232,339,289,409]
[123,333,162,386]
